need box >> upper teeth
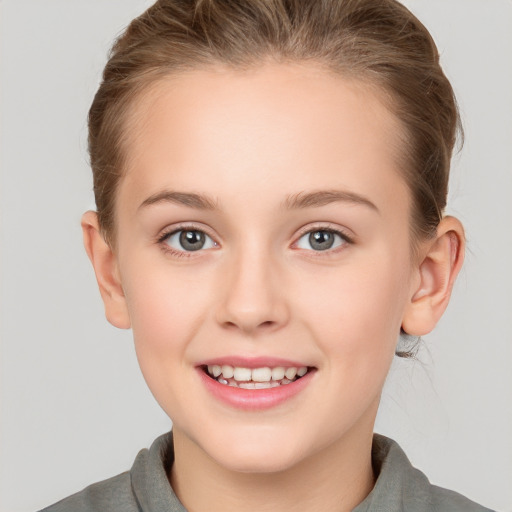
[207,365,308,382]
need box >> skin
[83,62,464,512]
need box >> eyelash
[156,223,354,259]
[294,224,354,256]
[157,223,216,259]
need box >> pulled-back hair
[89,0,462,250]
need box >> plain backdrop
[1,1,511,511]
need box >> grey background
[1,1,511,511]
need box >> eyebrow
[138,188,379,213]
[283,189,379,213]
[139,191,219,211]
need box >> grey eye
[296,230,346,251]
[164,229,216,252]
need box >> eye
[162,228,217,252]
[295,228,349,252]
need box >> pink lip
[197,366,316,411]
[197,356,309,369]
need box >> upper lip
[196,356,312,369]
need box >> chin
[213,446,302,474]
[197,426,311,474]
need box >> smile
[205,364,310,389]
[198,360,316,410]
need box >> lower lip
[198,368,315,411]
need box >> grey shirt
[40,432,494,512]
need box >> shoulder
[37,471,139,512]
[428,483,495,512]
[355,434,495,512]
[37,432,180,512]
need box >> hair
[88,0,462,355]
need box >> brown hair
[89,0,462,248]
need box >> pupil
[309,231,334,250]
[180,230,205,251]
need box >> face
[112,63,418,473]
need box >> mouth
[202,364,313,389]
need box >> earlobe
[81,211,131,329]
[401,216,465,336]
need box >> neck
[169,424,376,512]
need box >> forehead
[119,62,409,215]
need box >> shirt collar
[131,431,435,512]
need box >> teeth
[233,367,252,381]
[252,367,272,382]
[285,367,297,380]
[271,367,285,381]
[239,381,281,389]
[206,365,310,385]
[208,365,222,377]
[221,365,234,379]
[255,381,280,389]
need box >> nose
[215,244,290,336]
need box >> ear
[81,211,131,329]
[401,216,465,336]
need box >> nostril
[221,319,277,334]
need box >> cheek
[122,254,207,335]
[120,261,219,418]
[119,258,212,380]
[294,252,411,360]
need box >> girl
[36,0,497,510]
